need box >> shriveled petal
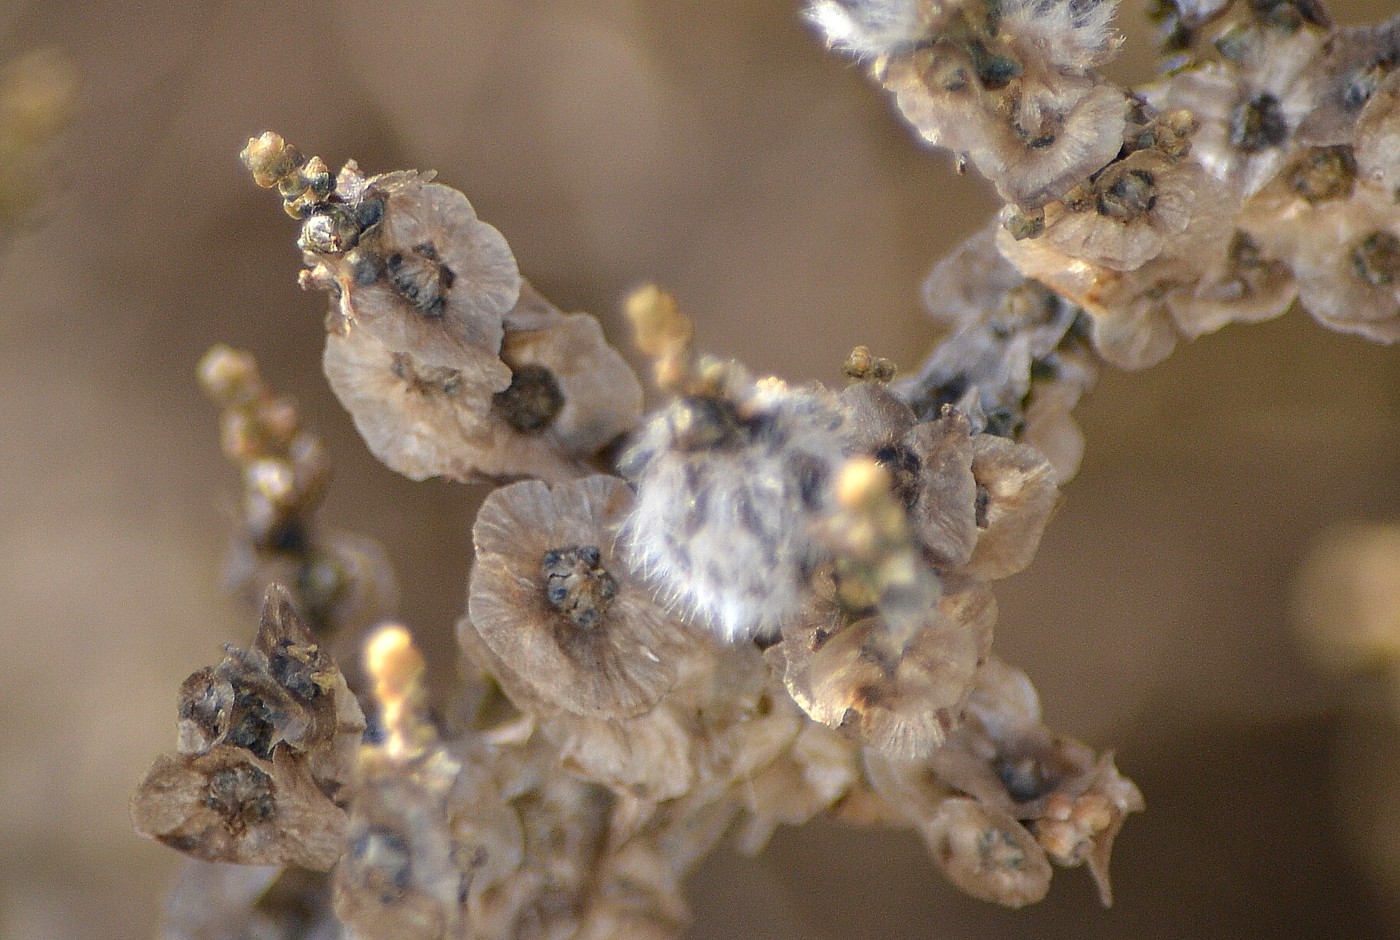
[801,582,997,759]
[903,414,979,568]
[997,225,1185,369]
[500,310,643,456]
[1021,361,1095,484]
[1356,70,1400,193]
[921,798,1052,908]
[1166,230,1297,339]
[862,748,958,824]
[963,434,1060,580]
[323,325,508,482]
[325,325,585,482]
[840,381,916,454]
[547,706,696,802]
[965,655,1043,738]
[734,721,859,854]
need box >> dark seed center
[1351,231,1400,286]
[349,828,413,903]
[996,755,1048,802]
[1096,168,1157,220]
[1344,63,1387,111]
[977,827,1027,870]
[541,545,618,629]
[495,364,565,433]
[391,353,463,396]
[981,407,1023,440]
[204,763,276,829]
[1289,145,1356,203]
[1229,93,1288,153]
[386,241,455,317]
[269,639,324,701]
[874,443,922,509]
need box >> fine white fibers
[806,0,932,59]
[620,381,851,643]
[998,0,1120,71]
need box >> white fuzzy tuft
[620,381,852,643]
[998,0,1122,70]
[806,0,932,59]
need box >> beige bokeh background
[1,1,1397,937]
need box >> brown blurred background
[1,1,1397,937]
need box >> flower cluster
[241,131,643,487]
[132,586,365,872]
[812,0,1400,373]
[131,0,1400,933]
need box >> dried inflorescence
[132,586,366,871]
[816,0,1127,207]
[134,127,1140,933]
[862,655,1143,908]
[137,0,1400,922]
[813,0,1400,373]
[199,345,399,646]
[466,475,695,720]
[243,135,644,485]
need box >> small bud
[842,345,897,383]
[298,206,361,253]
[241,131,304,189]
[365,625,424,704]
[625,283,693,358]
[246,458,297,508]
[197,345,263,406]
[364,625,431,760]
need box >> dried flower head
[496,306,644,456]
[323,323,587,484]
[883,52,1129,208]
[1244,184,1400,341]
[922,798,1053,907]
[1142,23,1324,198]
[1291,18,1400,148]
[467,475,693,718]
[299,168,523,373]
[818,0,1126,206]
[1164,229,1298,339]
[132,745,349,871]
[132,588,366,870]
[783,580,997,758]
[1039,149,1223,273]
